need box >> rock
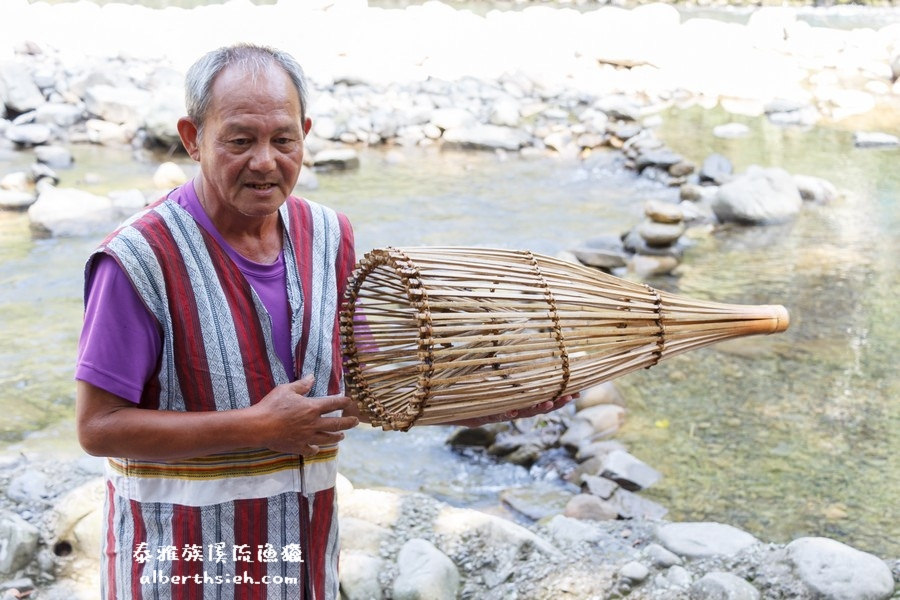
[312,148,360,171]
[712,166,803,224]
[575,382,624,412]
[152,161,188,189]
[595,95,643,121]
[0,61,46,113]
[500,482,572,521]
[0,511,39,577]
[429,107,477,130]
[622,229,684,259]
[434,505,560,559]
[713,123,750,138]
[84,84,151,125]
[339,516,390,555]
[680,183,717,202]
[143,85,183,147]
[338,488,403,529]
[699,153,733,185]
[28,186,135,237]
[690,572,760,599]
[891,52,900,82]
[793,174,838,204]
[645,542,682,568]
[558,418,593,450]
[34,144,73,168]
[629,254,680,277]
[109,189,148,214]
[600,450,662,491]
[391,538,459,600]
[581,474,619,500]
[570,235,629,270]
[544,514,607,544]
[853,131,900,148]
[30,161,59,186]
[637,220,686,247]
[636,149,684,173]
[0,190,35,210]
[619,560,650,583]
[340,551,386,600]
[574,404,625,437]
[1,171,30,192]
[563,493,618,521]
[605,487,667,520]
[663,564,693,588]
[657,522,759,559]
[576,439,627,463]
[5,122,51,146]
[446,425,499,448]
[783,537,894,600]
[7,471,49,503]
[644,199,683,224]
[442,124,530,151]
[85,118,133,145]
[34,102,83,128]
[503,443,542,467]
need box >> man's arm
[76,375,359,461]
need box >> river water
[2,102,897,557]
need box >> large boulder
[657,522,759,559]
[712,166,802,224]
[27,186,141,237]
[442,124,530,151]
[391,538,459,600]
[84,84,152,126]
[782,537,894,600]
[0,511,40,577]
[143,85,184,148]
[0,61,45,114]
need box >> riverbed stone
[853,131,900,148]
[713,122,750,138]
[574,404,625,437]
[499,482,573,521]
[629,254,680,277]
[637,220,686,247]
[619,560,650,583]
[312,148,360,171]
[699,153,733,185]
[442,124,529,151]
[49,477,104,561]
[27,186,134,237]
[569,235,629,270]
[657,522,760,558]
[391,538,459,600]
[782,537,894,600]
[0,62,45,114]
[545,514,607,544]
[447,424,499,448]
[793,174,838,204]
[83,84,151,126]
[0,190,35,210]
[600,450,662,491]
[575,382,625,412]
[0,511,39,577]
[581,474,619,500]
[85,118,133,145]
[564,493,618,521]
[142,85,183,147]
[34,144,73,168]
[152,161,188,189]
[7,471,49,503]
[340,551,386,600]
[690,572,760,600]
[645,542,682,568]
[5,123,51,146]
[34,102,83,128]
[644,199,683,224]
[712,166,803,224]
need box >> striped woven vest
[89,193,355,600]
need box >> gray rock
[34,144,73,168]
[594,95,642,121]
[312,148,360,171]
[713,123,750,138]
[34,102,84,128]
[574,404,624,437]
[7,471,49,503]
[392,538,459,600]
[142,85,183,147]
[604,487,667,520]
[0,62,45,113]
[442,124,530,151]
[5,123,51,146]
[629,254,680,277]
[575,439,627,463]
[49,478,104,561]
[619,560,650,583]
[570,234,629,270]
[447,425,499,448]
[503,443,542,467]
[644,199,683,224]
[637,220,686,247]
[563,492,618,521]
[339,516,390,555]
[600,449,662,491]
[85,118,133,145]
[152,162,188,190]
[575,382,624,412]
[793,174,838,204]
[499,482,572,521]
[83,84,151,125]
[690,572,760,600]
[545,514,607,544]
[699,153,733,185]
[0,190,35,210]
[340,551,386,600]
[581,474,619,499]
[645,542,682,568]
[0,511,39,577]
[28,186,127,237]
[558,417,593,450]
[657,522,759,558]
[429,107,477,130]
[636,149,684,173]
[664,564,692,587]
[31,161,59,186]
[891,52,900,82]
[622,229,685,259]
[783,537,894,600]
[712,166,803,224]
[853,131,900,148]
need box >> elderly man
[76,43,570,599]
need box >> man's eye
[231,139,250,146]
[275,138,294,145]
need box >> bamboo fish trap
[340,247,789,431]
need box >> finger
[312,395,355,415]
[302,444,320,457]
[289,375,315,396]
[308,430,346,445]
[316,414,360,432]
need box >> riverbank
[1,0,899,598]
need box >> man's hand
[446,393,577,428]
[251,376,358,457]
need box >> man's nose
[249,143,276,171]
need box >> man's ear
[177,117,201,161]
[303,117,312,136]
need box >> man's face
[186,64,309,219]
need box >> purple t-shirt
[75,181,295,403]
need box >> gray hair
[184,43,309,136]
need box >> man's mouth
[246,183,276,190]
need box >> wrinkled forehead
[207,63,303,120]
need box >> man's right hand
[251,375,359,457]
